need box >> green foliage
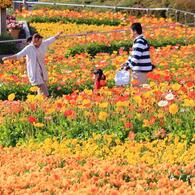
[0,80,96,100]
[28,16,121,26]
[38,0,195,12]
[65,37,195,57]
[0,100,194,146]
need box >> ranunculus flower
[128,131,135,141]
[98,111,108,121]
[64,110,75,117]
[158,100,168,107]
[28,116,37,124]
[169,104,179,114]
[33,122,44,127]
[8,93,15,101]
[165,92,174,101]
[124,122,133,129]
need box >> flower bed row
[28,20,195,56]
[0,79,194,146]
[0,143,194,194]
[16,8,125,24]
[0,45,194,99]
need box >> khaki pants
[37,83,49,97]
[132,71,148,87]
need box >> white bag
[115,70,130,86]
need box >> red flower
[124,122,133,129]
[28,116,37,124]
[189,91,195,99]
[64,110,74,117]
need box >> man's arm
[43,32,63,46]
[123,42,144,69]
[2,55,17,61]
[2,46,29,61]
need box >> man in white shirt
[2,32,63,97]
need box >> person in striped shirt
[122,22,154,86]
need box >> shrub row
[65,38,195,57]
[28,16,121,26]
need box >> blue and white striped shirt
[126,34,153,72]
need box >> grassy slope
[40,0,195,12]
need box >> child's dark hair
[131,23,142,35]
[26,36,32,43]
[94,69,106,81]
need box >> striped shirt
[126,34,153,72]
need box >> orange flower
[169,104,179,114]
[128,131,135,141]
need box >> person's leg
[132,71,148,87]
[37,83,49,97]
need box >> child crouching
[93,69,106,92]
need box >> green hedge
[65,38,195,57]
[28,16,121,26]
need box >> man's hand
[121,63,130,71]
[2,55,17,61]
[2,57,8,61]
[55,31,63,39]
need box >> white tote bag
[115,70,130,86]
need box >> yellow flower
[29,86,39,92]
[169,104,179,114]
[45,108,55,115]
[8,93,15,101]
[99,102,109,108]
[35,94,44,101]
[27,94,35,101]
[83,89,93,95]
[116,101,129,107]
[33,122,44,127]
[82,99,91,105]
[84,111,90,117]
[133,96,142,105]
[171,83,181,91]
[183,99,195,107]
[98,111,108,121]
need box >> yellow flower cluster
[20,134,195,166]
[0,0,12,8]
[30,22,118,37]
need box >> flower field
[0,8,195,194]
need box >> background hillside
[42,0,195,12]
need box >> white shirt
[16,37,56,85]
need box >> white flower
[142,84,150,88]
[165,93,174,101]
[158,100,168,107]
